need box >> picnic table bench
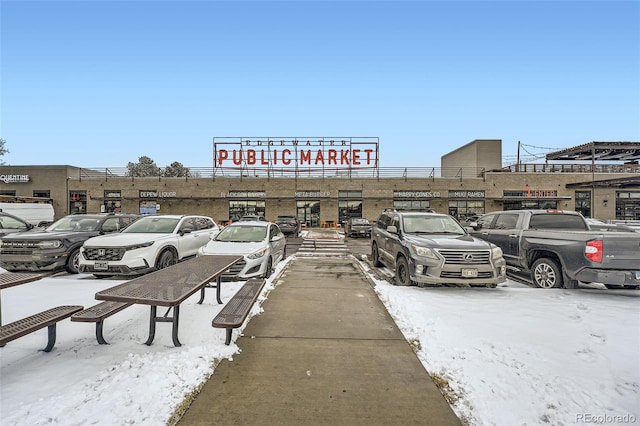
[71,301,133,344]
[95,255,243,347]
[212,278,267,345]
[0,305,84,352]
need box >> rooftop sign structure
[213,137,379,173]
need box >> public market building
[1,139,639,226]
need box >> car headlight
[491,246,503,260]
[247,247,268,260]
[412,245,439,260]
[36,240,62,249]
[125,241,154,251]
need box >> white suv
[79,215,219,277]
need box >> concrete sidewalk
[178,255,461,425]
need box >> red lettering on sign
[340,150,350,164]
[352,149,360,165]
[327,149,337,165]
[217,150,228,166]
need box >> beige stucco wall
[441,139,502,177]
[2,164,637,223]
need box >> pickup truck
[468,210,640,289]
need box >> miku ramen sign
[213,137,379,170]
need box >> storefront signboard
[214,137,379,169]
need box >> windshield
[122,217,180,233]
[352,218,370,225]
[215,225,267,242]
[402,215,465,235]
[277,218,297,224]
[47,217,101,232]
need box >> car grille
[436,249,491,265]
[221,259,246,278]
[440,271,494,279]
[0,241,37,255]
[83,247,126,261]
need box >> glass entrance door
[297,201,320,228]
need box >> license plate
[635,271,640,280]
[462,268,478,278]
[94,261,108,271]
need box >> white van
[0,203,55,227]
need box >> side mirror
[469,222,480,230]
[387,225,398,234]
[180,227,193,235]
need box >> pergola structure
[545,141,640,163]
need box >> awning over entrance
[545,142,640,162]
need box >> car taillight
[585,240,603,263]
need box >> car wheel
[263,257,273,278]
[156,250,176,270]
[371,242,383,267]
[65,249,81,274]
[531,258,563,288]
[395,256,412,286]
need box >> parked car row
[0,213,290,280]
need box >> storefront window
[575,191,591,217]
[616,191,640,220]
[228,200,266,222]
[33,190,51,199]
[139,190,158,214]
[103,190,122,213]
[69,191,87,214]
[338,191,363,224]
[503,189,557,210]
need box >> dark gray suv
[0,213,140,274]
[371,209,506,288]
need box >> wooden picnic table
[94,255,242,347]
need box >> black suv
[274,215,300,236]
[0,213,140,274]
[371,209,506,287]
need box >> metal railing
[73,163,639,181]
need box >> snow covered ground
[1,255,638,425]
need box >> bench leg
[215,277,222,304]
[197,277,223,305]
[171,305,181,347]
[225,328,232,346]
[96,321,108,345]
[43,324,57,352]
[145,306,157,346]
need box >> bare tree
[0,138,9,165]
[126,156,160,177]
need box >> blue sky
[1,0,638,168]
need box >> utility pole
[516,141,521,172]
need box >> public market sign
[213,137,379,169]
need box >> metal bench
[71,301,132,344]
[0,305,84,352]
[212,278,267,345]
